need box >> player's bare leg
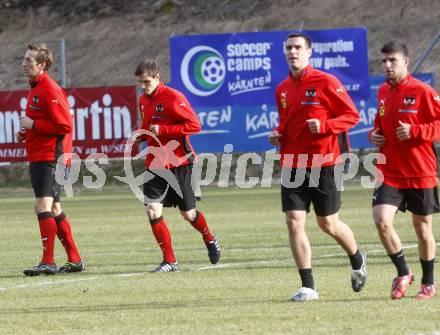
[316,212,367,292]
[374,204,413,299]
[286,210,318,301]
[413,214,437,300]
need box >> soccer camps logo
[180,46,226,97]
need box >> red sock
[37,212,57,265]
[55,213,81,263]
[150,216,176,263]
[190,211,214,243]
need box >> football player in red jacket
[133,59,220,272]
[17,44,84,276]
[370,41,439,300]
[269,33,366,301]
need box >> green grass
[1,185,440,334]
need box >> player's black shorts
[29,162,61,202]
[143,164,196,211]
[372,183,440,216]
[281,165,341,216]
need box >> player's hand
[370,128,386,146]
[306,118,321,134]
[15,130,25,143]
[149,124,159,136]
[396,120,411,140]
[20,116,34,130]
[268,130,281,145]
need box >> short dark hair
[286,32,312,49]
[28,43,52,71]
[134,59,161,77]
[380,41,409,57]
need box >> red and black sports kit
[371,74,440,215]
[138,81,201,211]
[138,82,216,265]
[274,65,359,215]
[25,72,72,164]
[25,72,72,201]
[139,82,200,171]
[24,72,81,267]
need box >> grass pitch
[1,185,439,334]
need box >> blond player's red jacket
[370,74,440,188]
[138,82,201,169]
[275,65,359,168]
[24,72,72,164]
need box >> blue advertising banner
[170,29,433,152]
[192,103,279,153]
[188,73,433,152]
[170,28,370,153]
[170,28,370,104]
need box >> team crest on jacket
[379,99,385,116]
[32,96,39,103]
[305,88,316,97]
[403,96,416,105]
[280,92,287,109]
[155,104,164,112]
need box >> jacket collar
[147,81,164,99]
[289,64,313,81]
[29,71,48,88]
[387,73,411,89]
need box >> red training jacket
[370,74,440,188]
[24,72,73,163]
[138,82,201,169]
[275,65,359,168]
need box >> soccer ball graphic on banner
[200,56,225,86]
[181,45,226,96]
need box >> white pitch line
[197,260,275,271]
[196,243,420,270]
[0,277,98,292]
[71,242,395,257]
[0,273,150,292]
[116,272,148,278]
[313,243,419,259]
[0,243,434,291]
